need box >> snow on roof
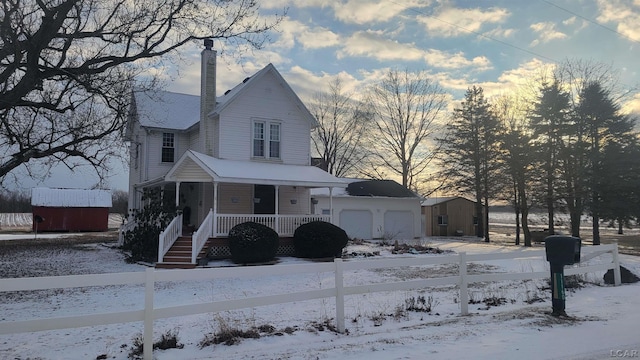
[166,151,347,188]
[31,188,112,207]
[310,179,419,198]
[421,197,470,206]
[133,90,200,130]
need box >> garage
[384,211,414,239]
[339,209,373,240]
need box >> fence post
[459,252,468,315]
[334,258,345,333]
[612,240,621,286]
[143,268,155,360]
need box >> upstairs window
[253,120,281,159]
[253,122,265,157]
[269,123,280,158]
[162,132,175,163]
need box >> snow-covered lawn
[0,238,639,360]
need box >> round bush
[228,222,279,264]
[293,221,349,259]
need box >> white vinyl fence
[0,243,621,360]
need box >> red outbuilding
[31,188,112,232]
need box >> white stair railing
[158,214,183,263]
[191,209,214,264]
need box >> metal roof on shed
[31,188,112,207]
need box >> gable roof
[212,64,319,128]
[310,179,419,198]
[131,64,318,131]
[132,90,200,130]
[165,150,347,188]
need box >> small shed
[311,179,422,240]
[422,197,477,237]
[31,188,112,232]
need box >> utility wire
[387,0,559,64]
[542,0,640,45]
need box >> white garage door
[339,210,373,240]
[384,211,414,239]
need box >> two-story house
[124,40,346,265]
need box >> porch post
[329,187,334,224]
[175,182,181,209]
[212,181,218,237]
[275,185,280,234]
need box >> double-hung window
[253,120,280,159]
[161,133,175,163]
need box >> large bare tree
[364,69,447,193]
[309,77,369,177]
[0,0,283,185]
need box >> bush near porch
[228,222,280,264]
[293,221,349,259]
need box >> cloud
[275,19,341,50]
[263,0,427,25]
[336,30,492,70]
[529,22,568,47]
[596,0,640,42]
[417,6,510,38]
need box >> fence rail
[0,243,621,360]
[215,214,330,237]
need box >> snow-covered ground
[0,237,639,360]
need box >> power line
[542,0,640,45]
[387,0,559,64]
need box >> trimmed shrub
[228,222,279,264]
[293,221,348,259]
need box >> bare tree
[0,0,284,184]
[364,69,447,192]
[309,77,369,177]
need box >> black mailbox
[545,235,581,265]
[544,235,581,317]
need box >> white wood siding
[218,71,311,165]
[217,183,252,214]
[278,187,309,215]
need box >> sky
[5,0,640,193]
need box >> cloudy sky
[8,0,640,192]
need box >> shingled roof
[346,180,418,198]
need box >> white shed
[310,179,422,240]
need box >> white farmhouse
[124,40,346,266]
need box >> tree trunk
[618,220,623,235]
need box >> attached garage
[311,179,422,240]
[339,210,373,240]
[384,210,414,239]
[31,188,112,232]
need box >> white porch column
[175,181,181,209]
[329,187,334,224]
[212,181,218,237]
[275,185,280,234]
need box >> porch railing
[191,209,214,264]
[118,219,137,246]
[215,214,331,237]
[158,214,183,263]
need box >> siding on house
[217,71,311,165]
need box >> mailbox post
[544,235,581,316]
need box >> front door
[254,185,276,214]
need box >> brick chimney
[200,39,216,156]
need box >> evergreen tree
[439,86,500,241]
[577,82,636,244]
[529,80,571,236]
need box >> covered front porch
[157,150,347,266]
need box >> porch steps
[155,236,214,269]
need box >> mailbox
[544,235,581,317]
[545,235,581,265]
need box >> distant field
[0,213,124,231]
